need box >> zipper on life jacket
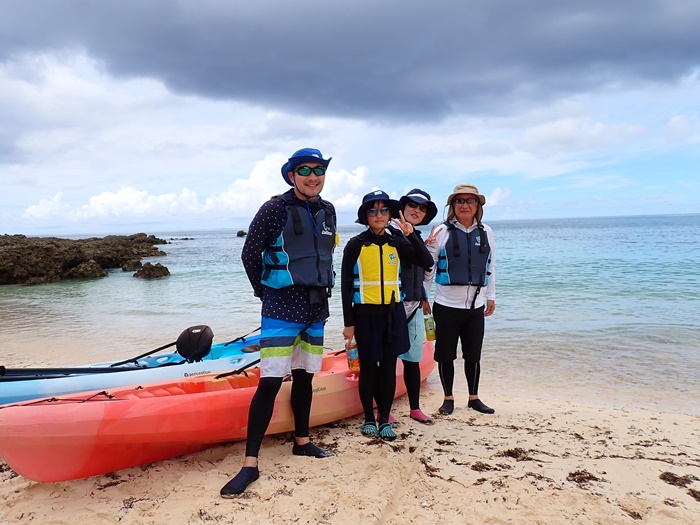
[313,225,322,286]
[302,202,323,287]
[466,230,473,284]
[379,244,385,305]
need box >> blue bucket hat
[356,190,401,225]
[399,188,438,226]
[281,148,332,186]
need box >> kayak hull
[0,342,435,482]
[0,335,261,405]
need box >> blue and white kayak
[0,326,261,405]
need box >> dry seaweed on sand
[659,471,698,488]
[567,469,603,485]
[495,447,534,461]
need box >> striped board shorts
[259,316,325,378]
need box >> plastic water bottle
[345,338,360,371]
[424,314,436,341]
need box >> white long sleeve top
[423,218,496,309]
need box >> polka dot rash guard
[240,189,336,324]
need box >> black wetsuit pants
[402,360,423,410]
[244,369,314,458]
[433,302,485,397]
[358,355,398,425]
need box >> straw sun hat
[446,184,486,223]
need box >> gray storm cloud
[2,0,699,121]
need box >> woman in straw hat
[423,184,496,415]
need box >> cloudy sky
[1,0,699,235]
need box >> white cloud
[22,187,204,221]
[18,159,374,230]
[520,117,645,157]
[21,193,72,220]
[322,166,371,213]
[664,115,696,142]
[486,187,511,207]
[3,38,700,234]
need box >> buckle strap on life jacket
[278,193,305,236]
[449,223,461,258]
[470,285,481,310]
[290,205,304,235]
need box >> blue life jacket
[261,194,336,289]
[435,222,492,289]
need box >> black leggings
[403,360,422,410]
[433,302,485,397]
[244,369,314,458]
[437,360,481,397]
[358,355,397,425]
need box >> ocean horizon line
[8,211,699,239]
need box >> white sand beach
[2,373,699,525]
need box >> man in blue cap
[221,148,337,497]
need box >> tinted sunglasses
[294,165,327,176]
[454,197,479,205]
[407,201,428,212]
[367,206,391,217]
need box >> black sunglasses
[454,197,479,205]
[367,206,391,217]
[407,201,428,212]
[294,165,327,176]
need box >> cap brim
[399,196,438,225]
[357,198,401,225]
[447,193,486,206]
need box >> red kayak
[0,342,434,482]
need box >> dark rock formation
[237,230,247,237]
[121,259,143,271]
[0,233,169,286]
[133,262,170,279]
[64,260,108,279]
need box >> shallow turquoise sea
[1,214,699,414]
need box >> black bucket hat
[399,188,438,226]
[356,190,401,225]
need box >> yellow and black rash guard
[340,228,434,328]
